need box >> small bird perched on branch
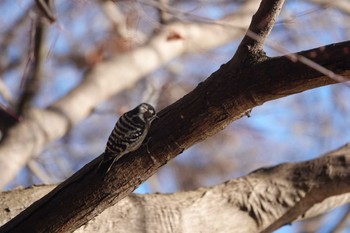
[97,103,157,174]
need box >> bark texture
[0,38,349,233]
[1,144,350,233]
[0,0,261,189]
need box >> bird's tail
[96,154,115,175]
[96,154,113,175]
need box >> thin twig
[17,16,47,115]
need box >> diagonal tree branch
[0,38,349,233]
[0,1,260,189]
[234,0,285,60]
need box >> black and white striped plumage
[98,103,157,174]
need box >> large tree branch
[1,144,350,233]
[0,0,261,189]
[0,38,349,233]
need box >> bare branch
[234,0,285,61]
[262,144,350,232]
[17,18,47,116]
[0,3,259,188]
[34,0,56,23]
[233,0,349,86]
[1,144,350,232]
[158,0,172,24]
[0,39,348,232]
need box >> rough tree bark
[0,0,261,189]
[1,144,350,233]
[1,0,350,232]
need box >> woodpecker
[97,103,157,174]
